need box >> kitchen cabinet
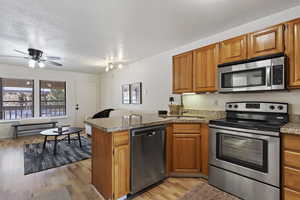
[282,134,300,200]
[285,19,300,88]
[92,129,130,200]
[172,133,201,173]
[248,24,284,59]
[170,123,208,175]
[193,44,219,92]
[172,51,193,93]
[113,132,130,199]
[219,35,247,64]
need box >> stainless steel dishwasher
[130,125,166,194]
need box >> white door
[75,80,98,127]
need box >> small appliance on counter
[218,53,286,93]
[208,101,288,200]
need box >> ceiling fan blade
[14,49,28,55]
[45,56,61,60]
[0,55,29,59]
[46,60,63,67]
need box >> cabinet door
[172,134,201,173]
[173,52,193,93]
[219,35,247,64]
[286,19,300,88]
[248,24,284,58]
[113,144,130,199]
[193,44,219,92]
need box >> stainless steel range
[208,101,288,200]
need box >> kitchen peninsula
[85,113,221,200]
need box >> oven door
[209,126,280,187]
[219,63,271,92]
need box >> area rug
[24,136,91,175]
[178,181,240,200]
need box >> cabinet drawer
[173,124,201,134]
[283,134,300,152]
[284,151,300,169]
[284,187,300,200]
[113,131,129,146]
[284,167,300,191]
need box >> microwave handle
[266,66,272,87]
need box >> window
[0,78,34,120]
[40,80,66,117]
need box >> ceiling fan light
[109,63,114,69]
[39,62,45,68]
[118,64,123,69]
[105,66,109,72]
[28,59,36,68]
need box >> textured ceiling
[0,0,300,73]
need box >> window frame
[0,78,35,120]
[39,80,67,117]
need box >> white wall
[100,5,300,114]
[0,64,101,139]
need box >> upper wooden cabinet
[193,44,219,92]
[172,52,193,93]
[248,24,284,58]
[285,19,300,88]
[219,35,247,64]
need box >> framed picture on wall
[122,84,131,104]
[131,82,142,104]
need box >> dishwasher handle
[147,131,156,137]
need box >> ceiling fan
[0,48,63,68]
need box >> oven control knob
[234,105,238,109]
[269,105,275,110]
[278,105,284,110]
[228,104,233,108]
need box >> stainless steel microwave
[218,55,286,93]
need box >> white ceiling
[0,0,300,74]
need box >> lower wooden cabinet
[169,123,209,176]
[92,129,130,200]
[282,134,300,200]
[113,133,130,199]
[172,134,201,173]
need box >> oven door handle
[209,125,275,140]
[266,66,272,87]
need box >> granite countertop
[281,122,300,135]
[85,113,220,133]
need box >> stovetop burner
[209,101,289,133]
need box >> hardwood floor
[0,135,203,200]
